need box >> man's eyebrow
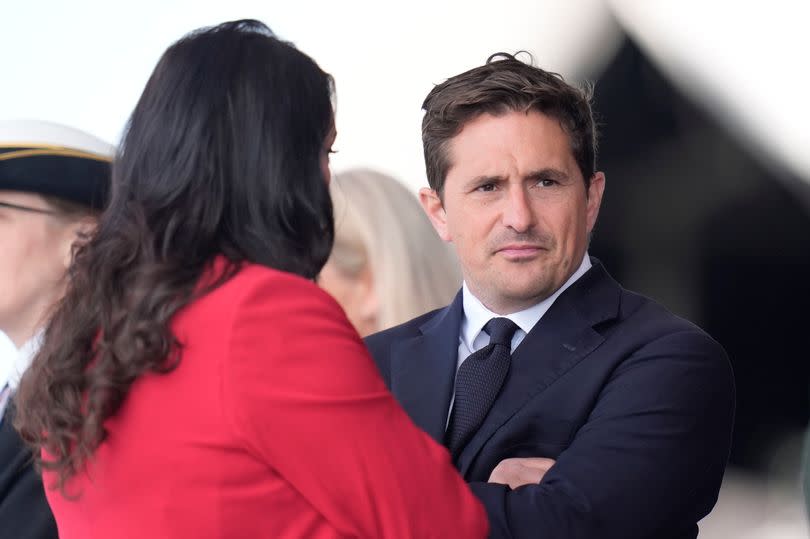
[463,169,570,188]
[525,168,569,181]
[468,174,506,185]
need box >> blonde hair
[328,168,462,331]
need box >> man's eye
[478,183,497,192]
[538,179,556,187]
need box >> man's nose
[501,186,535,233]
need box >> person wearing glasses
[0,119,112,539]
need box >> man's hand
[488,457,556,489]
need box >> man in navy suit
[365,54,735,538]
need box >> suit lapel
[389,292,463,443]
[0,403,25,493]
[458,261,622,475]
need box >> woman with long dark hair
[13,20,487,538]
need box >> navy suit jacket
[366,259,735,539]
[0,404,57,539]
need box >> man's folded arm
[469,330,735,539]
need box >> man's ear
[419,187,451,242]
[60,216,97,270]
[586,172,606,235]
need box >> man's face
[0,191,81,346]
[420,110,605,314]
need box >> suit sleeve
[469,330,735,539]
[222,274,488,539]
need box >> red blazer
[44,260,487,538]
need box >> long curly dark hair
[13,19,335,492]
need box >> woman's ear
[355,265,379,337]
[59,216,97,270]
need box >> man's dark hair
[421,52,597,195]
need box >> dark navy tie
[445,317,519,458]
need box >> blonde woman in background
[319,168,462,336]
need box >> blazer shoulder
[617,288,730,363]
[223,263,324,298]
[365,306,444,349]
[364,306,447,378]
[177,262,349,346]
[203,263,342,317]
[622,287,701,327]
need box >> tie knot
[484,317,519,347]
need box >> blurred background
[2,1,808,535]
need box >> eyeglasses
[0,200,59,215]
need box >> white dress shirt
[0,330,16,389]
[447,254,592,425]
[0,330,42,420]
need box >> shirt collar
[6,330,43,392]
[461,253,592,350]
[0,331,16,389]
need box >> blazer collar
[388,258,622,463]
[389,291,464,443]
[457,258,622,474]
